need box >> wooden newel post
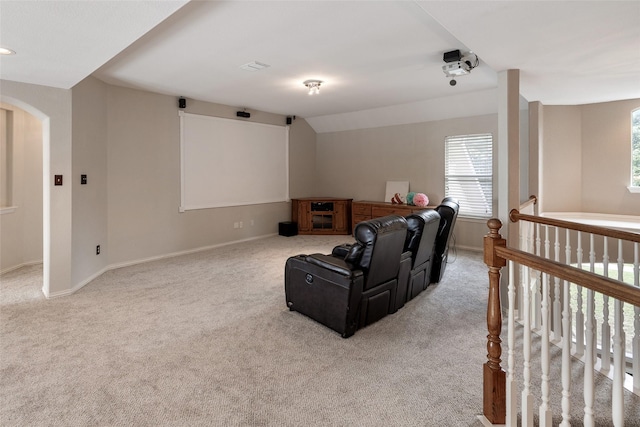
[483,218,507,424]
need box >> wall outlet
[239,221,243,228]
[234,222,239,229]
[96,245,101,255]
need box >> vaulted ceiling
[1,1,638,132]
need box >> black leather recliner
[399,209,441,305]
[285,215,411,338]
[430,198,460,283]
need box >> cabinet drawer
[372,206,411,217]
[352,203,371,216]
[352,214,371,225]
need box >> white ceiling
[1,1,639,133]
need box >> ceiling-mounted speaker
[179,97,186,109]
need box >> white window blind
[445,133,493,218]
[632,108,639,187]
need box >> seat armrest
[331,243,352,258]
[305,254,354,276]
[394,251,413,312]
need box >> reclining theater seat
[399,209,441,305]
[430,198,460,284]
[284,215,411,338]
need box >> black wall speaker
[178,97,186,109]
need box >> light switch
[81,174,87,185]
[54,175,63,186]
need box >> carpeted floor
[0,235,638,426]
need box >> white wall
[0,103,43,272]
[315,114,499,250]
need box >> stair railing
[483,203,640,426]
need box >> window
[0,108,12,209]
[445,133,493,218]
[632,108,640,188]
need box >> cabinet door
[333,201,348,233]
[297,201,311,232]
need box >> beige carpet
[0,234,638,426]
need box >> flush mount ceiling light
[303,79,322,95]
[0,47,16,55]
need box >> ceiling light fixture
[0,47,16,55]
[303,79,322,95]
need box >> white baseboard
[1,259,43,275]
[44,233,278,299]
[455,244,482,252]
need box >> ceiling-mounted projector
[442,61,471,77]
[441,51,479,86]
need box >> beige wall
[0,103,43,272]
[580,99,640,215]
[71,77,109,286]
[539,105,583,213]
[0,80,73,297]
[315,114,499,250]
[105,86,315,266]
[539,99,640,215]
[3,75,635,294]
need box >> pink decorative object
[413,193,429,207]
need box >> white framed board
[179,111,289,211]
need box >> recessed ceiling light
[0,47,16,55]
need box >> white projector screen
[179,112,289,211]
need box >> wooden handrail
[482,217,640,424]
[495,245,640,307]
[518,195,537,211]
[509,210,640,243]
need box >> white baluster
[533,223,542,330]
[634,242,639,394]
[589,234,599,363]
[611,309,625,427]
[507,261,517,427]
[575,232,585,357]
[553,227,561,342]
[539,272,552,427]
[522,260,534,426]
[560,277,572,427]
[612,245,625,426]
[584,288,596,427]
[602,237,611,372]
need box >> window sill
[0,206,17,215]
[627,186,640,194]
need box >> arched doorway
[0,102,44,279]
[1,94,52,297]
